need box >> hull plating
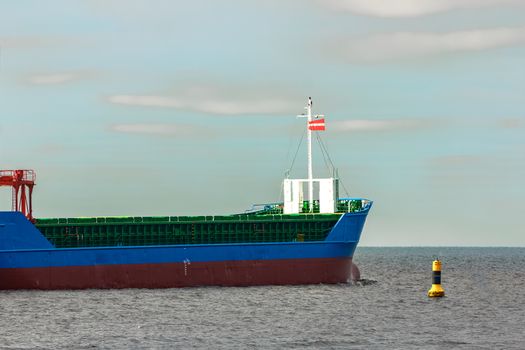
[0,257,352,290]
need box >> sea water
[1,247,524,349]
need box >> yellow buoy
[428,259,445,297]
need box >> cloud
[38,144,66,154]
[108,95,183,108]
[28,72,80,85]
[25,70,99,85]
[337,27,525,62]
[324,0,521,18]
[331,119,429,132]
[108,94,296,115]
[498,118,523,129]
[0,36,66,49]
[109,123,210,137]
[430,155,482,166]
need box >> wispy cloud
[0,36,67,49]
[108,95,183,108]
[28,72,82,85]
[324,0,521,18]
[431,155,482,166]
[107,81,299,116]
[110,123,211,137]
[331,119,429,132]
[108,94,296,115]
[498,118,523,129]
[38,143,66,154]
[337,27,525,62]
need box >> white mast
[306,97,313,212]
[283,98,337,215]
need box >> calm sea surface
[1,247,524,349]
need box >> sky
[0,0,524,246]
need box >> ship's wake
[351,279,377,286]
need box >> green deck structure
[35,200,363,248]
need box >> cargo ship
[0,98,372,290]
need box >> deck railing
[251,198,371,215]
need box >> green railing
[252,198,367,215]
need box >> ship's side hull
[0,257,353,289]
[0,209,369,290]
[0,240,357,289]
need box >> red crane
[0,169,36,222]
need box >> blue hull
[0,208,370,289]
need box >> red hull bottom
[0,258,353,290]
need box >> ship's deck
[34,199,369,249]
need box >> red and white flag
[308,118,325,131]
